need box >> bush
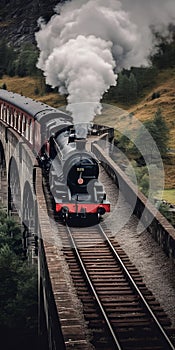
[1,83,7,90]
[151,91,160,100]
[158,202,175,226]
[34,87,39,95]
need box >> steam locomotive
[0,89,110,222]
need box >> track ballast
[56,219,175,350]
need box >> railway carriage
[0,89,110,222]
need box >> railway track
[43,173,175,349]
[56,220,175,350]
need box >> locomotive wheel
[63,211,69,223]
[87,213,101,225]
[97,212,101,223]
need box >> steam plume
[35,0,175,137]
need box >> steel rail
[66,224,123,350]
[98,224,175,350]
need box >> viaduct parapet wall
[92,142,175,261]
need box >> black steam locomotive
[0,89,110,222]
[46,130,110,221]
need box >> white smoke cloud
[121,0,175,28]
[35,0,175,137]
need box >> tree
[125,161,163,198]
[0,210,38,349]
[158,202,175,226]
[139,172,149,196]
[1,83,7,90]
[115,72,138,104]
[125,163,149,195]
[153,108,169,157]
[151,35,175,69]
[0,40,16,77]
[128,73,138,102]
[130,66,158,95]
[117,134,131,151]
[117,72,130,103]
[133,108,169,161]
[0,214,23,255]
[133,120,157,164]
[0,244,19,322]
[15,43,38,77]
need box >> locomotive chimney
[75,139,86,151]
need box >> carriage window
[3,105,6,121]
[6,106,10,124]
[14,110,17,129]
[27,118,30,141]
[9,108,12,126]
[0,103,3,119]
[11,108,15,127]
[29,119,33,143]
[15,110,19,130]
[19,113,22,133]
[22,115,26,136]
[4,105,7,122]
[17,112,21,132]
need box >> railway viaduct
[0,119,93,349]
[0,121,38,256]
[0,119,175,350]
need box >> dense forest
[0,209,38,350]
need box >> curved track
[43,162,175,349]
[56,220,175,350]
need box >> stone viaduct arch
[0,139,7,209]
[0,123,38,260]
[8,156,21,215]
[23,180,35,231]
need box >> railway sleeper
[108,313,150,320]
[94,286,138,291]
[112,319,152,326]
[106,305,167,313]
[120,338,167,350]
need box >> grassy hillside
[0,75,66,107]
[127,68,175,194]
[94,69,175,193]
[128,68,175,149]
[94,69,175,149]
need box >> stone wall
[92,142,175,261]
